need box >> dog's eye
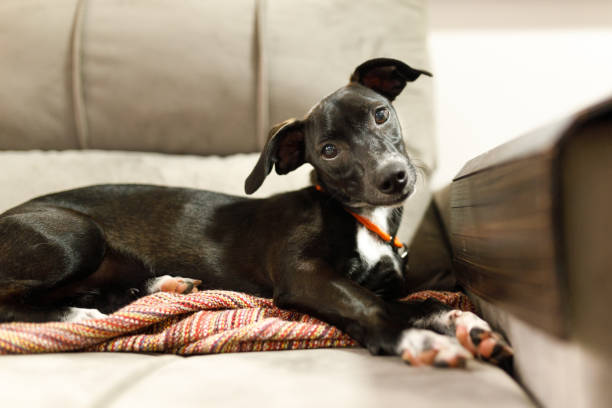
[374,107,389,124]
[321,144,338,159]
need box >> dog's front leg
[273,258,471,360]
[272,259,512,367]
[273,258,402,355]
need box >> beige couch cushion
[0,350,533,408]
[81,0,259,155]
[0,150,428,241]
[0,0,258,155]
[0,150,310,213]
[0,0,80,150]
[0,0,434,170]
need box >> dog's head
[245,58,431,208]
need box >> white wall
[428,0,612,188]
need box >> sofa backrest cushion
[0,0,434,170]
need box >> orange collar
[315,184,405,252]
[345,209,404,249]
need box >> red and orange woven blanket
[0,290,474,355]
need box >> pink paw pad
[452,312,514,364]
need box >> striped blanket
[0,290,474,355]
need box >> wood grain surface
[448,97,612,338]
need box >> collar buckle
[391,235,409,259]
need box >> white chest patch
[355,207,400,273]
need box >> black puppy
[0,58,511,367]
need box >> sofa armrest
[447,97,612,339]
[436,96,612,407]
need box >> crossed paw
[397,310,513,367]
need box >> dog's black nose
[377,163,409,195]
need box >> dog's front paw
[446,310,513,364]
[396,328,472,368]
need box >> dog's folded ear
[350,58,432,101]
[245,119,305,194]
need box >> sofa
[0,1,533,407]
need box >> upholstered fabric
[0,150,309,213]
[0,149,431,242]
[472,293,612,408]
[0,350,534,408]
[0,0,80,150]
[0,0,434,167]
[0,0,258,154]
[80,0,259,155]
